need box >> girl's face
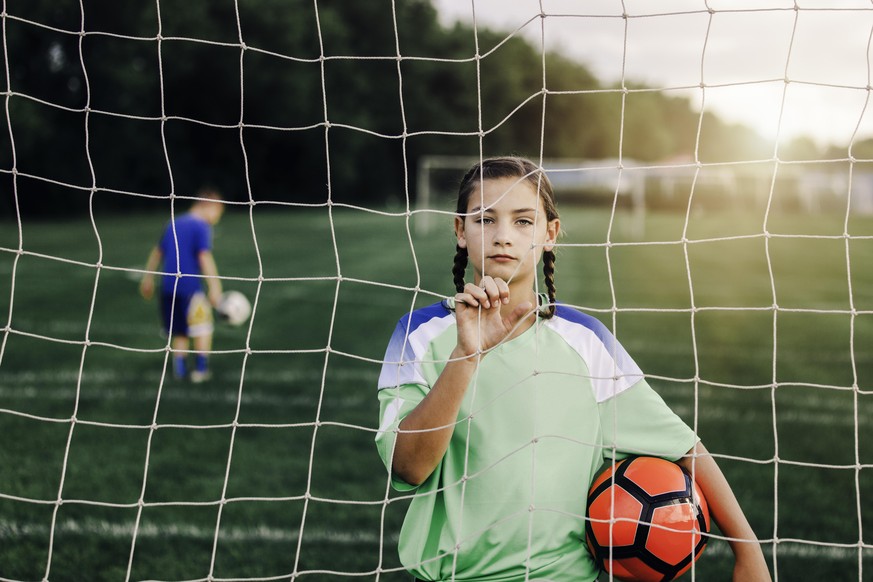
[454,176,560,288]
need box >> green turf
[0,205,872,581]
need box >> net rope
[1,1,872,581]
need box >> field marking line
[0,518,868,562]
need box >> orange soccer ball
[585,456,710,581]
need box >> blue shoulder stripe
[553,303,614,347]
[549,303,644,401]
[401,300,453,334]
[378,301,454,390]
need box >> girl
[376,157,770,581]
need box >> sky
[431,0,873,147]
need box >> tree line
[1,0,858,217]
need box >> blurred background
[6,0,873,216]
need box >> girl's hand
[453,276,532,358]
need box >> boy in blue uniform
[140,188,224,382]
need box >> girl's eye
[517,218,533,226]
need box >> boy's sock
[190,354,211,383]
[173,355,187,379]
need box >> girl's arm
[677,442,771,581]
[391,277,532,486]
[391,348,479,486]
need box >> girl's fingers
[455,292,480,308]
[462,283,491,308]
[494,278,511,305]
[477,276,506,309]
[479,277,497,309]
[460,277,510,310]
[479,277,497,304]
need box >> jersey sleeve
[375,383,429,491]
[598,378,698,462]
[374,314,432,491]
[374,303,462,490]
[194,218,212,254]
[549,305,697,462]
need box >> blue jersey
[158,213,212,296]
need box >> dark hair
[196,186,223,201]
[453,156,559,318]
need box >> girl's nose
[492,223,511,245]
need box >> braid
[540,249,557,319]
[452,246,468,293]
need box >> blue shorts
[160,291,214,338]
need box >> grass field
[0,203,872,581]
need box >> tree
[1,0,776,217]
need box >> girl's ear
[543,217,560,252]
[454,215,467,249]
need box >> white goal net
[0,1,871,581]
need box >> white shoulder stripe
[546,315,644,403]
[377,311,455,390]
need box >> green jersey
[376,301,697,582]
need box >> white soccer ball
[218,290,251,326]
